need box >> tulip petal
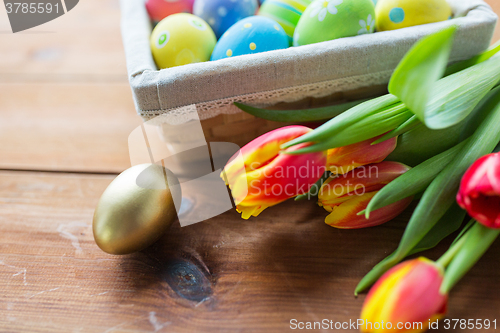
[236,204,267,220]
[325,192,413,229]
[459,154,490,195]
[361,258,447,333]
[361,261,415,330]
[223,126,312,185]
[463,194,500,228]
[223,126,327,219]
[389,260,446,324]
[457,152,500,229]
[486,152,500,193]
[327,135,397,175]
[320,162,410,202]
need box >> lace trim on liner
[137,70,394,121]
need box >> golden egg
[93,164,181,255]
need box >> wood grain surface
[1,170,499,333]
[0,1,499,332]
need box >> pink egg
[146,0,195,22]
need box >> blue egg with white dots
[211,16,289,61]
[193,0,258,39]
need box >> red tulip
[318,161,412,228]
[360,258,448,333]
[222,126,327,219]
[457,152,500,229]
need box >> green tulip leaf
[355,203,466,295]
[366,140,467,217]
[424,57,500,129]
[234,100,367,123]
[356,87,500,294]
[371,115,421,145]
[387,85,500,166]
[284,104,412,154]
[281,94,401,149]
[355,251,399,296]
[408,203,466,255]
[394,89,500,266]
[389,26,456,124]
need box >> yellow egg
[375,0,451,31]
[150,13,216,69]
[93,164,181,255]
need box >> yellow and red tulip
[222,126,327,219]
[457,152,500,229]
[327,135,398,175]
[360,257,447,333]
[318,161,412,228]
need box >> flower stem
[436,231,469,268]
[440,223,500,294]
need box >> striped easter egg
[257,0,312,45]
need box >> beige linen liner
[121,0,497,121]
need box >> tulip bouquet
[224,24,500,332]
[360,153,500,332]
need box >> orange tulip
[327,135,398,175]
[222,126,327,219]
[318,161,412,228]
[360,258,447,333]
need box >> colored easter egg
[211,16,289,61]
[193,0,259,39]
[145,0,195,22]
[150,13,216,69]
[257,0,313,45]
[375,0,452,31]
[294,0,376,46]
[93,164,181,255]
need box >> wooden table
[1,2,499,332]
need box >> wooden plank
[0,83,141,173]
[0,0,127,79]
[0,171,498,332]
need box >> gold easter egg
[93,164,181,255]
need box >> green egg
[258,0,313,45]
[294,0,376,46]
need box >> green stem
[436,231,469,268]
[440,223,500,294]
